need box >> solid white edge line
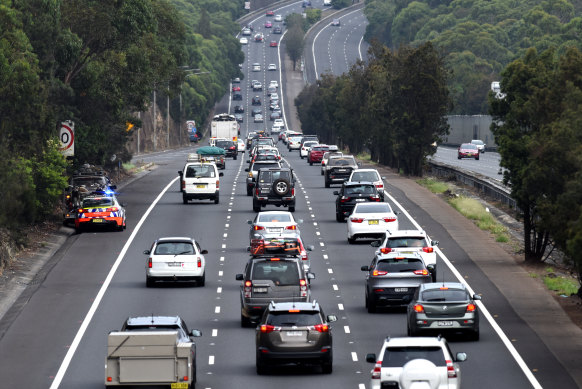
[384,189,543,389]
[49,177,179,389]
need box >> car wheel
[367,296,376,313]
[182,194,188,204]
[321,170,324,176]
[273,178,290,196]
[198,272,205,287]
[470,329,480,341]
[253,200,261,213]
[309,161,313,166]
[457,155,461,159]
[475,155,480,160]
[75,226,83,234]
[336,213,343,222]
[146,277,155,288]
[322,361,332,374]
[241,313,252,328]
[347,236,356,244]
[233,154,237,160]
[288,205,296,212]
[214,195,219,204]
[300,154,304,159]
[256,357,268,375]
[431,271,437,283]
[325,179,330,188]
[246,186,253,196]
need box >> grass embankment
[542,267,579,296]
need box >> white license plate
[268,228,283,233]
[167,262,182,267]
[286,331,303,336]
[338,169,347,172]
[253,287,268,293]
[438,321,454,326]
[355,198,366,202]
[394,288,408,292]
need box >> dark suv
[324,155,359,187]
[236,252,315,327]
[253,168,296,212]
[334,181,381,222]
[255,301,337,374]
[215,140,238,159]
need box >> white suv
[366,336,467,389]
[179,161,223,204]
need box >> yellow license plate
[196,184,206,188]
[92,219,104,223]
[368,220,379,225]
[171,383,189,389]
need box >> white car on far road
[268,63,277,71]
[347,202,399,244]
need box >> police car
[75,193,126,233]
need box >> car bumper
[288,144,300,150]
[184,191,218,200]
[411,314,478,333]
[256,347,332,364]
[369,290,417,307]
[254,197,295,206]
[327,173,351,183]
[147,269,204,279]
[458,152,478,158]
[75,217,123,228]
[348,221,399,238]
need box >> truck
[105,316,201,388]
[210,113,239,142]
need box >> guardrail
[427,160,517,210]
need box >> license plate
[268,228,283,233]
[196,184,206,188]
[394,288,408,292]
[171,384,189,389]
[92,218,104,223]
[253,287,268,293]
[356,198,366,202]
[286,331,303,336]
[338,169,347,172]
[368,220,379,225]
[438,321,453,326]
[167,262,182,267]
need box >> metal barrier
[427,161,517,210]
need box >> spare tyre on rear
[272,179,290,196]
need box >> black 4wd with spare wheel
[252,167,296,212]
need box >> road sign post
[59,120,75,157]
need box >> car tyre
[288,204,296,212]
[367,296,376,313]
[336,212,343,222]
[146,277,155,288]
[347,236,356,244]
[470,329,480,341]
[198,272,205,287]
[214,195,219,204]
[273,178,290,196]
[457,155,461,159]
[182,194,188,204]
[253,200,261,213]
[322,361,333,374]
[233,154,237,160]
[241,314,252,328]
[321,170,324,176]
[300,154,304,159]
[309,161,313,166]
[325,178,330,188]
[256,357,268,375]
[247,186,253,196]
[475,155,480,160]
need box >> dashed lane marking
[215,306,221,314]
[351,352,358,362]
[344,326,351,334]
[333,284,339,291]
[338,303,344,310]
[209,356,215,365]
[217,287,222,293]
[212,329,218,337]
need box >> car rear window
[344,185,376,195]
[376,258,424,272]
[82,197,114,207]
[351,171,379,182]
[185,165,215,178]
[258,214,292,222]
[252,261,300,285]
[382,346,446,367]
[462,144,477,149]
[330,157,356,166]
[253,163,280,171]
[312,146,329,151]
[155,242,195,255]
[354,203,392,213]
[421,289,468,302]
[266,312,322,326]
[259,170,291,182]
[386,237,427,248]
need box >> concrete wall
[443,115,497,150]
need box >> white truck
[105,316,201,388]
[210,113,238,142]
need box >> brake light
[370,196,381,201]
[376,184,383,189]
[291,188,295,196]
[380,248,392,254]
[197,258,201,268]
[229,146,236,150]
[77,208,84,213]
[340,196,351,202]
[285,225,297,230]
[383,217,397,222]
[216,180,220,189]
[288,309,300,313]
[244,280,252,298]
[269,257,280,261]
[439,287,449,290]
[255,188,259,196]
[254,226,265,230]
[466,303,476,312]
[313,324,329,332]
[446,360,457,378]
[148,258,152,268]
[350,218,364,223]
[260,324,275,333]
[371,361,382,379]
[413,304,424,313]
[299,279,307,286]
[300,279,307,296]
[301,250,308,261]
[107,377,112,382]
[413,269,429,276]
[423,247,433,253]
[372,270,388,276]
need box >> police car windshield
[82,198,113,207]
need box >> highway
[0,2,576,389]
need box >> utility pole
[167,84,170,148]
[153,88,157,151]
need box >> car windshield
[471,140,484,145]
[376,258,424,272]
[382,346,445,367]
[344,185,375,195]
[185,165,215,178]
[351,171,379,181]
[386,237,427,248]
[154,242,195,255]
[354,203,392,213]
[82,197,114,207]
[259,170,291,182]
[266,312,321,326]
[421,289,468,302]
[330,157,355,166]
[252,261,300,285]
[216,141,234,147]
[258,213,292,222]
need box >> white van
[179,162,223,204]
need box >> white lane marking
[218,271,223,277]
[49,177,180,389]
[311,214,316,218]
[359,384,365,389]
[209,355,215,365]
[223,233,228,238]
[220,256,224,262]
[323,254,328,259]
[215,306,221,313]
[328,268,333,274]
[212,329,218,337]
[316,231,320,236]
[351,352,358,362]
[228,208,232,212]
[338,303,344,310]
[344,326,350,334]
[320,242,325,247]
[222,244,226,248]
[217,287,222,294]
[227,215,231,219]
[384,189,543,389]
[225,223,229,228]
[333,284,339,291]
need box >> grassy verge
[544,267,579,296]
[416,177,450,194]
[122,162,136,171]
[449,196,510,242]
[356,151,377,165]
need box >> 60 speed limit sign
[59,121,75,157]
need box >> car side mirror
[200,249,208,254]
[427,264,435,271]
[473,294,482,300]
[456,352,467,362]
[190,329,202,337]
[370,240,381,247]
[327,315,337,323]
[110,185,117,190]
[297,219,303,224]
[381,177,386,180]
[143,250,150,255]
[333,191,339,195]
[366,353,376,363]
[307,272,315,280]
[247,220,253,225]
[306,245,314,251]
[235,274,244,281]
[432,240,439,246]
[246,159,250,163]
[219,172,224,177]
[245,168,249,172]
[361,265,369,271]
[178,171,183,176]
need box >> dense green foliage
[0,0,244,226]
[296,41,450,175]
[490,47,582,291]
[364,0,582,114]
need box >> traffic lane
[430,146,504,182]
[320,10,367,76]
[57,155,247,388]
[281,147,554,388]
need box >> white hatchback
[300,140,318,159]
[273,118,284,128]
[347,202,399,244]
[145,237,207,287]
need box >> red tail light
[216,180,220,189]
[291,188,295,196]
[260,324,275,333]
[255,188,259,196]
[229,146,236,150]
[301,250,308,261]
[466,303,476,312]
[244,280,252,297]
[285,225,297,230]
[376,184,383,189]
[413,304,424,313]
[181,180,185,190]
[148,258,152,268]
[383,217,397,222]
[372,270,388,276]
[413,269,429,276]
[197,258,201,268]
[350,218,364,223]
[340,196,351,202]
[299,279,307,286]
[78,208,84,213]
[371,361,382,379]
[313,324,329,332]
[106,207,119,212]
[423,247,434,253]
[446,360,457,378]
[300,279,307,296]
[183,376,189,382]
[370,196,381,201]
[254,226,265,230]
[380,248,392,254]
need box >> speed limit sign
[59,120,75,157]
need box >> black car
[252,96,262,105]
[233,92,243,100]
[234,105,244,113]
[333,181,381,222]
[235,113,244,123]
[251,107,262,117]
[273,26,282,34]
[253,167,296,212]
[215,140,238,159]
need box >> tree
[285,26,304,71]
